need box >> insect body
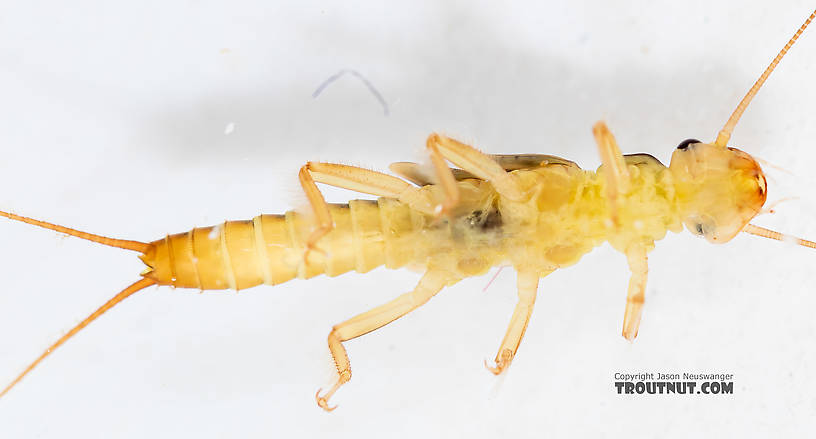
[1,9,815,413]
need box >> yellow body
[0,7,810,418]
[140,154,691,289]
[0,134,773,408]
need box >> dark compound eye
[676,138,701,150]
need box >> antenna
[743,223,816,249]
[714,9,816,147]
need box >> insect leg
[315,270,452,411]
[622,245,649,341]
[299,162,438,263]
[485,269,546,375]
[305,162,435,214]
[592,121,631,228]
[297,164,335,264]
[300,160,451,272]
[425,134,527,216]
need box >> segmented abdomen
[143,198,424,290]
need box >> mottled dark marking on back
[465,208,502,231]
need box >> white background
[1,1,816,437]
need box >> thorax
[492,154,682,271]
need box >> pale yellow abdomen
[141,198,426,290]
